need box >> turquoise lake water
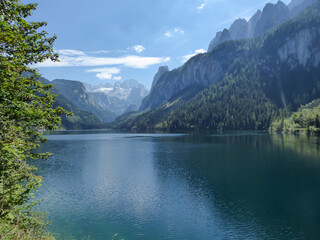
[34,132,320,240]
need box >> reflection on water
[34,133,320,240]
[271,134,320,158]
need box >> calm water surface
[34,132,320,240]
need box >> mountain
[83,82,113,92]
[117,1,320,131]
[51,78,148,123]
[141,0,320,112]
[88,79,149,115]
[139,46,232,110]
[207,0,316,51]
[52,79,118,123]
[254,1,291,36]
[289,0,318,15]
[38,77,104,130]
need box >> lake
[34,132,320,240]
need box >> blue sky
[26,0,290,89]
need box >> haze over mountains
[208,0,317,51]
[116,0,320,131]
[139,0,318,112]
[53,79,148,118]
[41,0,320,131]
[40,77,149,129]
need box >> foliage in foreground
[0,0,69,238]
[0,215,54,240]
[270,99,320,134]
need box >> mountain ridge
[207,0,317,52]
[117,1,320,131]
[52,78,149,122]
[140,0,319,112]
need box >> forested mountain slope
[208,0,317,51]
[140,0,318,112]
[52,79,118,123]
[39,77,104,129]
[117,2,320,131]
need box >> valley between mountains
[46,0,320,134]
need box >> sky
[25,0,291,89]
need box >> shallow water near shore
[34,132,320,240]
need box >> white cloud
[126,45,146,54]
[195,49,207,54]
[96,72,116,80]
[182,48,206,63]
[87,67,121,74]
[37,49,170,81]
[197,3,206,11]
[197,0,226,13]
[56,49,85,56]
[86,67,121,80]
[132,45,146,54]
[165,32,172,38]
[164,28,184,38]
[36,51,170,69]
[113,76,122,81]
[91,50,111,54]
[174,28,184,34]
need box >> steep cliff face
[150,66,169,91]
[140,42,248,110]
[52,78,149,121]
[289,0,317,15]
[247,10,262,37]
[117,2,320,131]
[36,77,103,129]
[52,79,117,122]
[207,0,317,52]
[208,27,240,51]
[229,19,249,39]
[254,1,291,36]
[140,1,320,112]
[90,79,149,115]
[208,32,223,52]
[52,79,96,112]
[277,27,320,67]
[208,19,250,51]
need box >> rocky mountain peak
[229,18,249,39]
[208,29,232,51]
[120,79,144,89]
[52,79,87,94]
[207,0,316,52]
[208,31,223,51]
[113,81,121,89]
[263,1,286,13]
[254,1,290,36]
[247,10,262,37]
[52,78,149,120]
[151,66,169,91]
[220,29,232,42]
[141,0,320,113]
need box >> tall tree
[0,0,69,238]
